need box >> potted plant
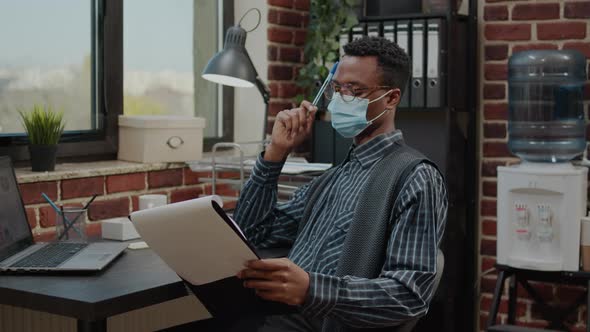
[19,104,65,172]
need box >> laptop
[0,156,127,273]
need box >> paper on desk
[188,156,331,175]
[280,161,332,174]
[243,159,332,175]
[130,195,257,285]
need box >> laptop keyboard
[10,242,89,268]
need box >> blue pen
[42,193,69,239]
[311,61,339,108]
[41,193,61,213]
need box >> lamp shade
[202,26,256,88]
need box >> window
[0,0,232,161]
[124,0,233,148]
[0,0,122,161]
[0,1,93,135]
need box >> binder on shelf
[396,20,410,108]
[383,21,395,42]
[426,18,445,108]
[411,20,425,108]
[351,24,365,41]
[458,0,469,15]
[367,22,380,37]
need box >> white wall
[233,0,268,146]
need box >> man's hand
[264,101,317,162]
[237,258,310,306]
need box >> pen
[82,194,98,210]
[41,193,61,213]
[310,61,339,113]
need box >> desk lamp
[202,8,270,140]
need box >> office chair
[391,249,445,332]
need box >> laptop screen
[0,157,34,261]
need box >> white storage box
[118,115,205,163]
[101,217,141,241]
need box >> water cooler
[497,50,588,271]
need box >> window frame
[199,0,234,151]
[0,0,234,162]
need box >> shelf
[358,12,469,22]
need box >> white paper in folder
[130,195,257,285]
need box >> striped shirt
[233,130,448,329]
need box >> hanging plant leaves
[295,0,360,107]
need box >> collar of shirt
[348,130,404,169]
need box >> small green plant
[18,105,66,145]
[295,0,359,104]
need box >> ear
[385,88,401,109]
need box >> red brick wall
[480,1,590,330]
[20,168,239,242]
[267,0,311,155]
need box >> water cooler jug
[497,50,588,271]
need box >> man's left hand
[237,258,310,306]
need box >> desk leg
[77,319,106,332]
[508,275,517,324]
[487,270,507,329]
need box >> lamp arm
[255,75,270,140]
[242,49,270,140]
[243,49,270,104]
[255,76,270,104]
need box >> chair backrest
[392,249,445,332]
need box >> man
[179,36,447,331]
[231,36,448,331]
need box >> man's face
[331,55,392,122]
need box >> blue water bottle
[508,50,587,163]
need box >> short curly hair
[343,36,410,95]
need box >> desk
[487,264,590,332]
[0,248,188,332]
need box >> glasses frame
[324,81,394,103]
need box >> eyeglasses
[324,81,393,103]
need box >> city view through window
[123,0,196,119]
[0,0,93,135]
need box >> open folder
[130,196,295,317]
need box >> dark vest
[298,140,440,332]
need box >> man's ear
[386,88,402,109]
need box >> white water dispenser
[496,50,588,271]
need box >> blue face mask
[327,91,392,138]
